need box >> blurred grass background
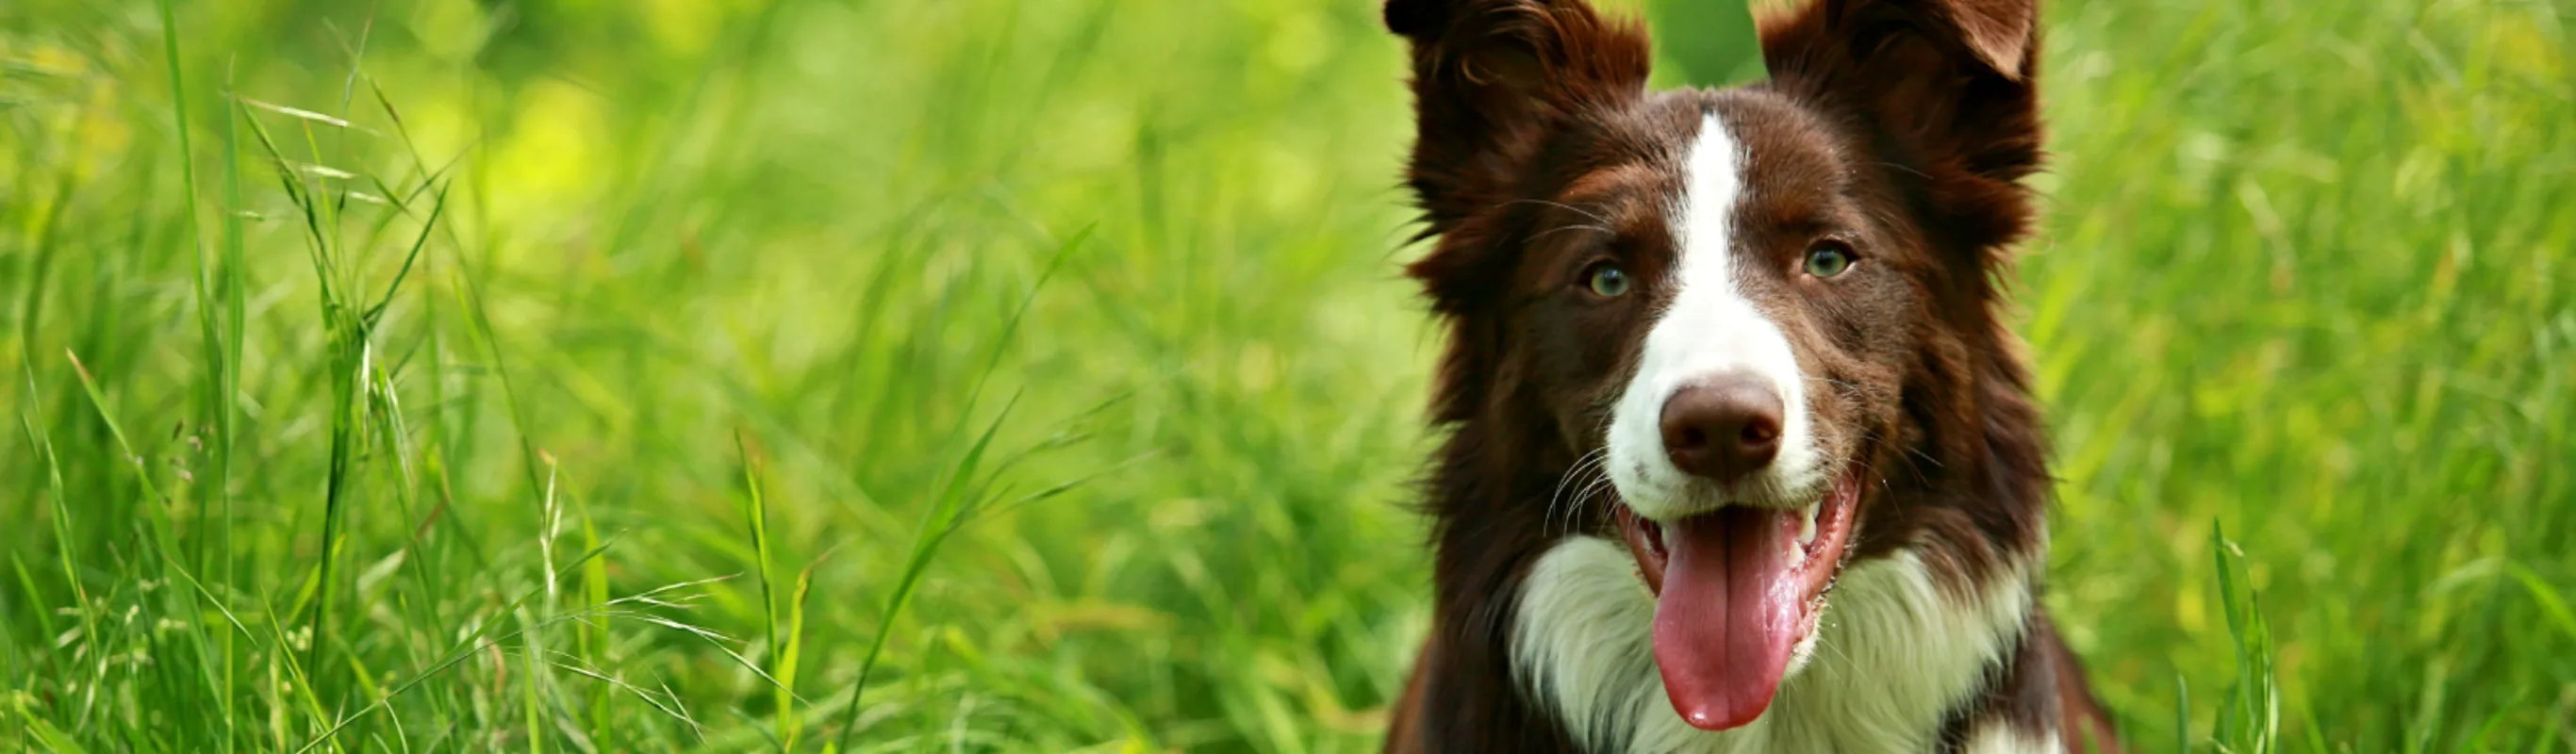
[2,0,2569,751]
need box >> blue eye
[1585,263,1630,297]
[1805,243,1855,278]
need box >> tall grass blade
[735,431,787,749]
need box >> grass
[1,0,2569,751]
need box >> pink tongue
[1650,506,1802,730]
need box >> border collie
[1379,0,2118,751]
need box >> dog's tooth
[1796,502,1820,546]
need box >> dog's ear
[1819,0,2035,81]
[1760,0,2043,253]
[1385,0,1650,237]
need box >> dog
[1378,0,2118,751]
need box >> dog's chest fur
[1513,538,2048,753]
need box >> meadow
[2,0,2569,751]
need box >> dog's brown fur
[1379,0,2119,751]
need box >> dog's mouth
[1613,469,1862,731]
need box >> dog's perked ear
[1383,0,1650,239]
[1760,0,2044,256]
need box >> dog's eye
[1804,243,1856,278]
[1583,262,1631,298]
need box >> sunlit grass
[3,0,2569,751]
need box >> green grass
[2,0,2568,751]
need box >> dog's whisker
[1503,198,1616,226]
[1544,448,1612,537]
[1528,223,1615,242]
[1567,476,1621,534]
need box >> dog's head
[1389,0,2044,731]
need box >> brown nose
[1660,374,1784,484]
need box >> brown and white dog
[1379,0,2119,751]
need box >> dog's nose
[1660,374,1784,484]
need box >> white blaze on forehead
[1606,112,1821,520]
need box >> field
[3,0,2570,751]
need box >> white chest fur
[1510,537,2044,754]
